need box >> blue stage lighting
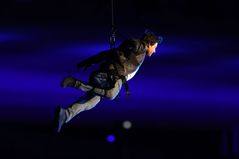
[106,134,116,143]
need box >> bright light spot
[122,120,132,129]
[106,134,116,143]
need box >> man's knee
[104,80,121,100]
[105,90,117,100]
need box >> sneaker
[61,77,76,88]
[54,107,67,133]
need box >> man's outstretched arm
[76,49,115,69]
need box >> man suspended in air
[54,30,163,132]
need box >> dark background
[0,0,239,158]
[1,0,239,33]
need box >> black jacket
[77,38,147,77]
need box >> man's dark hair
[141,29,163,46]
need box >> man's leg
[65,93,101,123]
[61,77,122,100]
[55,92,101,133]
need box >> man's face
[146,43,158,57]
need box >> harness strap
[121,75,130,96]
[108,62,130,97]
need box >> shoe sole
[53,106,61,133]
